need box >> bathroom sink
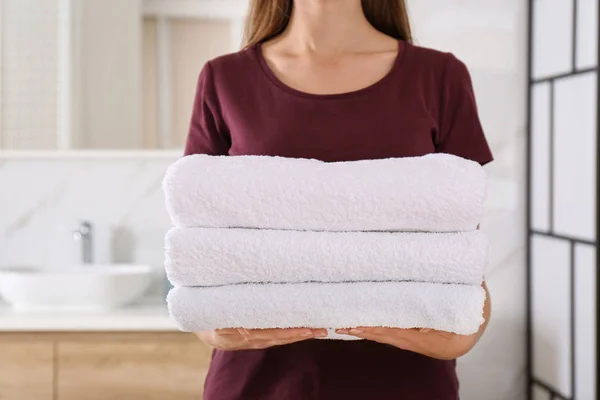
[0,265,153,311]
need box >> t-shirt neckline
[253,40,408,100]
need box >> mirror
[0,0,247,151]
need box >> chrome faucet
[73,221,93,264]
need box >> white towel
[167,282,486,336]
[163,153,487,232]
[165,228,488,287]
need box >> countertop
[0,297,178,332]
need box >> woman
[186,0,493,398]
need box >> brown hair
[243,0,412,48]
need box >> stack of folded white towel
[163,153,489,339]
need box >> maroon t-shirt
[184,40,493,400]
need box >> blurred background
[0,0,596,399]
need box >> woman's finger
[215,327,309,338]
[336,327,435,337]
[336,328,384,343]
[243,327,326,340]
[235,328,251,336]
[336,327,391,336]
[335,327,412,347]
[221,332,326,350]
[199,328,329,350]
[214,328,246,336]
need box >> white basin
[0,265,153,311]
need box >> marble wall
[0,0,528,399]
[0,155,178,294]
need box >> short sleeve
[434,55,493,165]
[184,61,231,156]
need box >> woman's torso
[185,40,493,400]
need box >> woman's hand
[195,328,328,350]
[336,282,491,360]
[335,326,478,360]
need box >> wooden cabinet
[57,335,211,400]
[0,333,212,400]
[0,342,54,400]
